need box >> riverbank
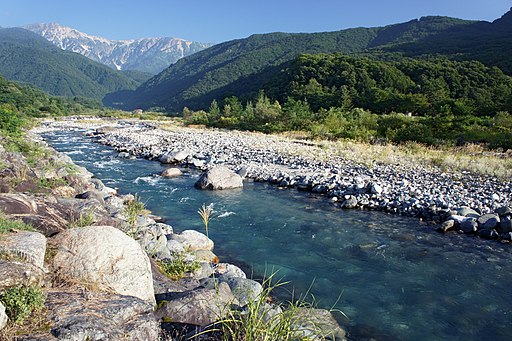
[0,128,345,340]
[37,117,512,243]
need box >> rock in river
[195,166,243,190]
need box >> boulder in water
[195,166,243,190]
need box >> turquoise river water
[43,130,512,341]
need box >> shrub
[157,253,201,281]
[0,285,45,324]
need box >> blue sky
[0,0,510,43]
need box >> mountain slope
[383,10,512,73]
[0,28,139,100]
[25,23,212,74]
[108,16,476,112]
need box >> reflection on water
[43,130,512,341]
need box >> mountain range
[106,9,512,112]
[24,23,212,74]
[0,27,139,100]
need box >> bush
[157,253,201,281]
[0,285,45,324]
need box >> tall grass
[196,274,345,341]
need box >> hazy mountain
[106,15,478,111]
[24,23,212,74]
[0,27,139,100]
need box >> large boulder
[194,166,243,190]
[52,226,155,304]
[46,290,159,341]
[155,281,236,326]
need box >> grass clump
[157,252,201,281]
[68,210,95,228]
[124,194,146,227]
[0,213,35,234]
[0,285,45,324]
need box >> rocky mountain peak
[23,23,212,74]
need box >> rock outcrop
[46,290,159,341]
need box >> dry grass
[278,136,512,179]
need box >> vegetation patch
[0,285,45,324]
[123,194,146,227]
[157,253,201,281]
[0,213,35,234]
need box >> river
[42,129,511,341]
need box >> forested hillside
[106,16,475,111]
[0,28,139,100]
[183,54,512,149]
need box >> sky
[0,0,510,43]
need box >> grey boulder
[195,166,243,190]
[52,226,155,304]
[46,290,159,341]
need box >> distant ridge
[24,23,212,74]
[0,27,139,100]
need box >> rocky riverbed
[0,127,345,340]
[37,118,512,243]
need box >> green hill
[383,10,512,74]
[105,15,477,111]
[0,28,139,100]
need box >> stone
[104,195,125,213]
[195,166,243,190]
[477,214,500,230]
[0,231,46,268]
[341,195,358,209]
[166,239,185,254]
[169,230,214,251]
[438,219,455,232]
[215,263,247,279]
[0,193,38,215]
[0,302,7,331]
[455,207,480,218]
[160,168,182,178]
[497,217,512,234]
[192,250,218,263]
[192,159,206,168]
[496,206,511,217]
[46,290,159,341]
[460,218,478,234]
[479,229,500,240]
[370,183,383,195]
[51,185,76,198]
[159,150,190,164]
[0,260,44,291]
[155,281,236,326]
[291,308,346,341]
[223,277,263,307]
[52,226,155,304]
